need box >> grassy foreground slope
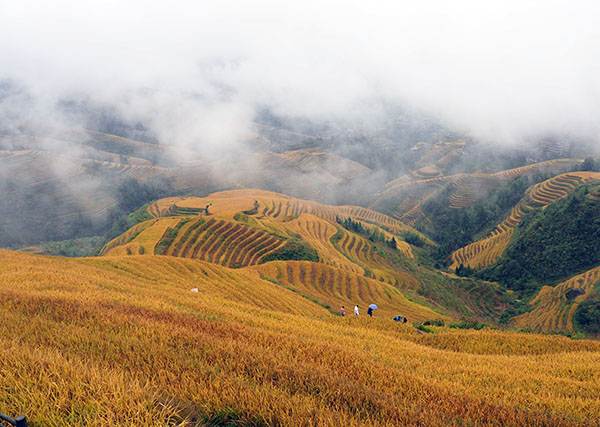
[2,250,600,426]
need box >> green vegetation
[414,319,448,333]
[242,200,260,215]
[454,263,474,277]
[233,212,259,227]
[36,236,106,257]
[107,177,172,237]
[154,218,191,255]
[107,203,152,241]
[415,323,435,333]
[449,317,489,330]
[400,231,426,247]
[154,228,178,255]
[580,157,599,172]
[337,216,399,249]
[260,239,319,263]
[421,176,535,263]
[574,287,600,335]
[480,183,600,295]
[422,319,445,326]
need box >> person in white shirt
[354,305,359,316]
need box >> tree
[581,157,598,172]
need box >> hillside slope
[512,265,600,333]
[480,179,600,290]
[450,171,600,270]
[372,159,582,226]
[1,249,600,425]
[105,190,511,320]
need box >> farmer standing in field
[341,306,346,316]
[354,305,359,316]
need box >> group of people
[340,305,365,316]
[339,305,408,323]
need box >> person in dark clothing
[341,306,346,316]
[367,307,373,317]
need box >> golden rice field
[2,249,600,426]
[450,228,514,271]
[109,192,424,293]
[100,220,157,256]
[450,172,600,270]
[333,227,419,290]
[252,260,439,320]
[284,214,365,274]
[157,189,426,238]
[103,216,286,268]
[100,191,510,324]
[512,266,600,333]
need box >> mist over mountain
[2,0,600,151]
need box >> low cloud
[1,0,599,150]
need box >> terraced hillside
[2,249,600,425]
[118,191,426,278]
[109,190,512,321]
[0,150,125,246]
[274,149,371,181]
[372,159,582,226]
[0,148,167,219]
[332,226,419,290]
[450,171,600,270]
[448,174,502,208]
[102,216,287,268]
[512,266,600,333]
[284,214,364,274]
[252,260,442,320]
[413,140,466,175]
[148,189,428,239]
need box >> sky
[1,0,599,150]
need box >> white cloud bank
[1,0,599,149]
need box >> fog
[1,0,599,150]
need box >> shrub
[401,231,426,247]
[449,317,488,330]
[422,319,445,327]
[260,240,319,263]
[574,290,600,335]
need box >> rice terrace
[2,1,600,426]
